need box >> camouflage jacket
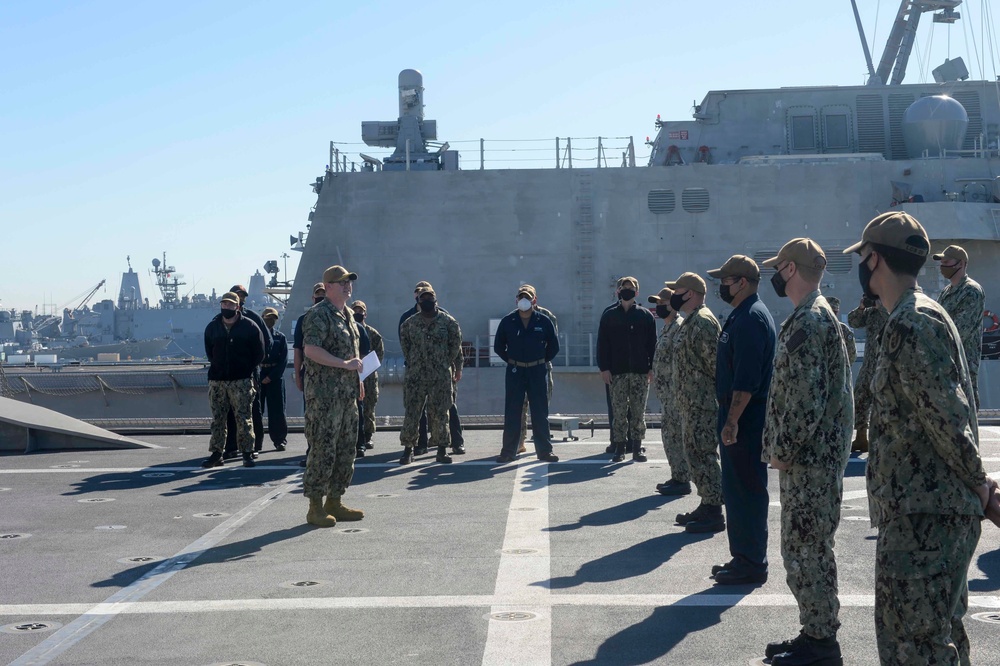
[673,304,720,410]
[400,310,463,382]
[938,274,985,373]
[847,302,888,368]
[763,291,853,470]
[363,323,384,387]
[838,321,856,365]
[868,288,985,526]
[652,315,683,407]
[302,299,361,402]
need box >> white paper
[358,350,380,381]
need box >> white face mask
[517,298,533,312]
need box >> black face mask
[313,296,324,305]
[859,254,879,301]
[619,289,636,302]
[669,293,687,311]
[655,304,671,319]
[720,282,738,304]
[418,299,436,313]
[353,312,364,323]
[770,269,788,299]
[221,308,237,319]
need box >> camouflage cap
[220,291,240,305]
[229,284,248,296]
[517,284,536,299]
[262,307,279,320]
[413,280,432,292]
[665,272,706,295]
[416,285,436,297]
[762,238,828,273]
[617,276,639,290]
[323,265,358,283]
[312,282,326,295]
[843,211,929,257]
[351,300,367,312]
[647,286,674,305]
[707,255,760,281]
[932,244,968,264]
[827,296,841,310]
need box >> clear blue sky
[2,0,995,312]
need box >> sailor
[398,281,465,456]
[352,305,372,459]
[934,244,986,410]
[202,291,265,468]
[846,295,888,453]
[759,239,852,665]
[648,286,690,496]
[259,307,288,451]
[493,284,560,463]
[709,254,775,584]
[667,272,725,534]
[517,285,558,455]
[301,265,366,528]
[844,212,989,665]
[398,285,464,465]
[826,297,856,364]
[352,300,384,450]
[223,284,269,458]
[293,282,326,467]
[597,276,655,463]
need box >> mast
[870,0,962,86]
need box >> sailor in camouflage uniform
[399,285,464,465]
[352,300,384,449]
[301,265,366,528]
[826,297,856,365]
[666,272,725,534]
[845,212,990,666]
[846,296,888,453]
[761,239,853,665]
[648,287,690,496]
[518,285,558,454]
[934,245,986,411]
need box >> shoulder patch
[786,328,808,353]
[885,323,908,362]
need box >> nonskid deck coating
[1,430,999,665]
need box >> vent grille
[753,251,779,274]
[856,94,885,156]
[951,90,982,150]
[681,188,710,213]
[825,251,853,275]
[647,189,676,214]
[888,93,914,160]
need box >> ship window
[681,188,710,213]
[824,115,849,149]
[647,189,676,214]
[791,116,816,150]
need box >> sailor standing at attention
[259,307,288,451]
[648,286,690,496]
[352,300,384,450]
[934,244,986,410]
[845,212,989,665]
[301,265,366,528]
[202,291,265,468]
[759,239,852,665]
[224,284,271,459]
[517,285,558,455]
[293,282,326,467]
[494,284,560,463]
[846,295,888,453]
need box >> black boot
[242,451,256,468]
[685,504,725,533]
[435,446,452,464]
[631,441,647,462]
[769,632,841,665]
[201,451,224,468]
[399,448,413,465]
[610,442,626,463]
[355,446,365,458]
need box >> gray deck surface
[1,428,998,665]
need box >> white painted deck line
[481,461,553,666]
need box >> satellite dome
[902,95,968,158]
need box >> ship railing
[329,137,651,172]
[459,332,597,369]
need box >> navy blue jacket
[204,313,265,381]
[261,327,287,384]
[716,293,776,427]
[597,302,657,375]
[493,310,559,364]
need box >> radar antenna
[151,252,186,305]
[871,0,962,86]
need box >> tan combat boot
[306,497,337,527]
[324,496,364,521]
[851,426,869,453]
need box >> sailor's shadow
[969,547,1000,592]
[62,461,292,497]
[91,524,312,589]
[537,531,711,589]
[546,495,683,532]
[567,599,735,666]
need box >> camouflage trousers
[854,357,876,429]
[654,382,690,483]
[302,398,358,500]
[362,373,379,441]
[679,402,723,505]
[610,373,649,443]
[401,375,451,449]
[208,379,255,453]
[970,366,980,413]
[875,513,981,666]
[779,464,844,638]
[519,363,554,446]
